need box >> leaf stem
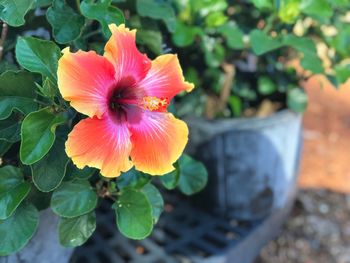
[0,22,8,61]
[75,0,81,14]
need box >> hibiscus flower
[57,24,194,178]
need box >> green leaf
[26,187,51,211]
[218,22,245,49]
[301,0,332,18]
[117,168,151,190]
[283,35,324,74]
[142,184,163,223]
[0,203,39,256]
[15,37,61,82]
[0,114,21,142]
[46,0,85,44]
[136,0,176,32]
[178,155,208,195]
[287,88,308,113]
[37,78,58,100]
[172,21,199,47]
[335,65,350,84]
[251,0,273,9]
[202,36,225,68]
[0,166,31,220]
[258,76,277,95]
[0,71,37,120]
[0,140,11,156]
[58,211,96,247]
[65,162,96,180]
[31,136,69,192]
[249,29,282,55]
[32,0,52,8]
[0,0,34,27]
[278,0,301,24]
[80,0,124,37]
[137,29,162,54]
[283,34,316,54]
[205,11,228,27]
[228,95,242,117]
[51,180,98,218]
[300,55,324,74]
[160,167,180,190]
[20,107,66,165]
[114,188,153,239]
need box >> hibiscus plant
[171,0,350,118]
[0,0,208,256]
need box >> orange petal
[66,115,133,178]
[104,24,151,86]
[129,111,188,175]
[58,49,116,118]
[138,54,194,101]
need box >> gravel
[255,189,350,263]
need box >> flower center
[142,96,169,111]
[109,87,169,113]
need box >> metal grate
[71,189,294,263]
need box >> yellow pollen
[142,96,168,111]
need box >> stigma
[142,96,169,111]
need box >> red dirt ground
[299,75,350,193]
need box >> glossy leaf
[20,107,66,165]
[301,0,332,18]
[202,36,225,68]
[117,168,151,190]
[142,184,164,223]
[334,65,350,84]
[160,167,180,190]
[228,95,242,117]
[31,136,69,192]
[0,166,31,220]
[218,22,245,49]
[283,35,324,74]
[251,0,273,9]
[172,21,199,47]
[250,30,282,55]
[58,211,96,247]
[278,0,301,24]
[37,78,58,100]
[32,0,52,8]
[0,140,11,157]
[0,114,21,142]
[178,155,208,195]
[205,11,228,27]
[136,0,176,32]
[51,180,98,218]
[0,71,37,120]
[47,0,85,44]
[65,162,96,180]
[114,188,153,239]
[0,203,39,256]
[15,37,61,82]
[0,0,34,27]
[258,77,277,95]
[287,88,308,113]
[80,0,124,37]
[137,29,162,54]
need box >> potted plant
[0,1,207,261]
[168,0,350,220]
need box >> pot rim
[185,109,302,131]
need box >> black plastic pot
[186,110,302,220]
